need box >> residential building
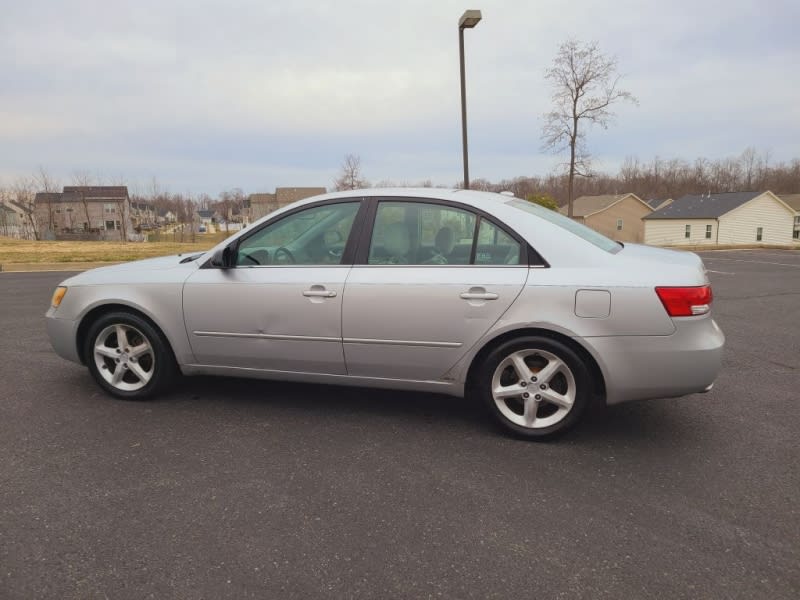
[778,194,800,240]
[130,200,157,228]
[34,186,133,241]
[247,187,326,222]
[157,209,177,225]
[0,203,21,237]
[643,191,796,247]
[559,193,652,243]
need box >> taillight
[655,285,713,317]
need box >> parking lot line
[701,257,800,268]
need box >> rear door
[341,198,529,381]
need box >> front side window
[685,224,691,239]
[705,224,712,239]
[756,227,763,241]
[236,202,359,266]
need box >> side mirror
[209,245,235,269]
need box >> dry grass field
[0,234,228,266]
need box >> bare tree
[34,166,60,234]
[334,154,368,191]
[541,40,637,217]
[72,170,93,231]
[11,177,39,239]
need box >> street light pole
[458,9,482,190]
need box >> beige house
[559,193,652,242]
[35,186,133,241]
[247,187,326,222]
[644,191,796,247]
[778,194,800,240]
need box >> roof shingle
[644,192,762,219]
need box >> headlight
[51,286,68,308]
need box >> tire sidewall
[477,336,591,439]
[84,311,173,400]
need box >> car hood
[60,253,205,286]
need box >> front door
[342,199,528,381]
[183,200,363,375]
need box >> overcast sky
[1,0,798,195]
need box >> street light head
[459,9,482,29]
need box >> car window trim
[353,196,546,267]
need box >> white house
[643,191,796,247]
[778,194,800,240]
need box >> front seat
[382,222,411,264]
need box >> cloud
[0,0,797,193]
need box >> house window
[55,208,62,214]
[105,220,115,230]
[685,224,691,239]
[66,207,74,213]
[705,224,712,239]
[616,218,623,231]
[104,203,116,214]
[756,227,763,242]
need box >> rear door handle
[303,288,337,298]
[460,290,499,300]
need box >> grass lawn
[0,233,229,265]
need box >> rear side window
[366,201,523,266]
[475,220,521,265]
[368,202,476,265]
[508,199,621,253]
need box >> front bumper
[45,308,82,364]
[584,316,725,405]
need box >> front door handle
[460,288,499,300]
[303,289,337,298]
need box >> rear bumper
[583,316,725,405]
[45,309,82,364]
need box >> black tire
[475,336,591,440]
[84,311,177,400]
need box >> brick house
[247,187,326,222]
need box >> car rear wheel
[85,311,176,400]
[476,336,591,439]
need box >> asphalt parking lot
[1,249,798,599]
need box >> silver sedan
[45,189,725,439]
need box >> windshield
[507,199,622,254]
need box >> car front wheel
[476,336,591,439]
[85,311,176,400]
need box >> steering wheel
[239,252,259,265]
[274,246,296,264]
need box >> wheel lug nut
[523,392,529,398]
[540,384,547,390]
[531,376,537,382]
[116,349,121,354]
[535,394,541,400]
[115,358,120,363]
[520,381,527,387]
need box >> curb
[0,261,124,273]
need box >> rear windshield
[507,199,621,253]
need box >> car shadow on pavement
[148,374,703,447]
